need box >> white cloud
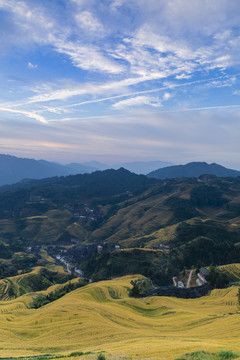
[0,0,122,74]
[54,39,123,74]
[24,74,166,104]
[0,106,48,124]
[75,11,104,33]
[2,0,240,80]
[28,62,38,69]
[175,74,192,80]
[112,96,162,110]
[110,0,127,10]
[163,92,172,101]
[1,0,240,159]
[5,73,229,114]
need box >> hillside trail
[186,269,193,288]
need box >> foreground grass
[0,350,239,360]
[175,350,239,360]
[0,275,240,359]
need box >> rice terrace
[0,273,239,360]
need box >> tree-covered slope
[148,161,240,179]
[1,170,240,283]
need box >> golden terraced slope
[0,275,239,359]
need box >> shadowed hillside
[1,171,240,283]
[148,162,240,179]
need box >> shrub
[219,351,238,360]
[69,351,84,356]
[97,354,106,360]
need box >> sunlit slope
[2,179,240,248]
[0,209,72,244]
[219,263,240,281]
[0,266,71,301]
[0,275,239,359]
[87,187,185,245]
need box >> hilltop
[148,162,240,179]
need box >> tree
[130,283,140,297]
[97,354,106,360]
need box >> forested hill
[0,167,157,196]
[0,168,157,219]
[148,161,240,179]
[1,168,240,284]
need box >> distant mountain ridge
[2,155,239,187]
[148,161,240,179]
[115,161,173,174]
[0,154,173,186]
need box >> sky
[1,0,240,168]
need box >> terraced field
[219,264,240,281]
[0,275,239,359]
[0,266,72,302]
[0,279,11,300]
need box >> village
[45,241,121,280]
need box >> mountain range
[1,154,240,188]
[0,154,172,186]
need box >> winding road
[186,269,194,288]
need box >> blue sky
[1,0,240,168]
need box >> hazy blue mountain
[0,155,111,186]
[66,163,98,174]
[0,154,73,186]
[81,161,109,171]
[148,162,240,179]
[115,161,173,174]
[77,160,174,174]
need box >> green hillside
[1,171,240,283]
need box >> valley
[0,169,240,359]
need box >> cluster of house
[55,253,84,278]
[173,267,210,289]
[29,195,46,203]
[126,191,133,197]
[151,244,171,251]
[97,244,120,253]
[196,267,209,286]
[26,245,42,255]
[47,241,121,279]
[65,203,103,223]
[197,175,214,185]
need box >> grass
[0,274,240,359]
[0,350,238,360]
[175,350,239,360]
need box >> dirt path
[186,269,193,288]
